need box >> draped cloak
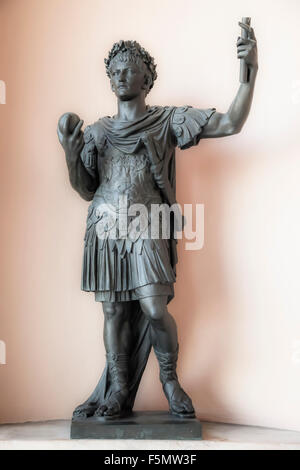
[73,105,216,416]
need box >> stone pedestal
[71,411,202,440]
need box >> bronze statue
[57,21,258,422]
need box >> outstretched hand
[57,113,84,156]
[237,22,258,69]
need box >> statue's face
[109,59,148,101]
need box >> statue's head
[104,40,157,100]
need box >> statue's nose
[119,70,126,81]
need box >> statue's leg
[94,300,132,419]
[73,300,132,420]
[139,295,195,418]
[103,300,132,354]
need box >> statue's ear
[143,74,152,93]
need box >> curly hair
[104,40,157,92]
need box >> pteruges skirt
[81,216,176,302]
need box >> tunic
[79,105,215,303]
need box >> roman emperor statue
[58,22,257,420]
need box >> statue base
[71,411,202,440]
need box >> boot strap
[106,353,129,392]
[154,346,179,385]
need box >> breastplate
[94,142,162,208]
[90,142,163,241]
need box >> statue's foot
[163,380,195,419]
[72,402,99,420]
[94,388,129,420]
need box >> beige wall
[1,0,300,430]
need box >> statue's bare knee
[102,301,128,322]
[139,296,168,323]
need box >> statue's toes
[170,400,184,414]
[73,403,99,419]
[103,404,119,417]
[170,391,195,416]
[73,411,87,419]
[182,400,194,414]
[182,395,194,411]
[94,405,107,417]
[177,392,194,414]
[73,405,90,419]
[73,409,88,420]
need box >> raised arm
[201,22,258,138]
[57,114,99,201]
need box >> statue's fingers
[239,22,252,39]
[78,136,85,147]
[62,114,71,134]
[238,21,251,33]
[249,27,256,40]
[57,127,63,141]
[237,51,248,58]
[75,137,85,153]
[72,119,84,139]
[75,134,84,144]
[237,38,247,46]
[237,45,249,52]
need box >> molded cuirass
[91,141,164,242]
